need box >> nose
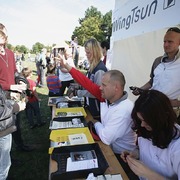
[164,41,169,47]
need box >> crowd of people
[0,21,180,180]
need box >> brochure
[66,150,98,171]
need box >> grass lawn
[8,60,52,180]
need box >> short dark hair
[131,89,180,149]
[101,41,110,50]
[47,64,56,74]
[166,27,180,33]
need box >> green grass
[9,60,52,180]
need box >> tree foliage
[6,43,14,51]
[72,6,112,45]
[14,45,28,54]
[32,42,44,54]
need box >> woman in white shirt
[121,90,180,180]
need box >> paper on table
[68,133,88,145]
[66,157,98,172]
[86,173,123,180]
[50,119,84,129]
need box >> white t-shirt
[58,57,74,81]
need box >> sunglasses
[167,27,180,33]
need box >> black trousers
[12,112,24,147]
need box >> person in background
[38,48,47,87]
[35,52,41,86]
[46,63,62,111]
[71,36,79,67]
[100,40,110,65]
[131,27,180,120]
[55,47,75,96]
[0,24,32,152]
[21,67,46,129]
[46,63,62,97]
[58,60,138,179]
[21,53,25,61]
[121,90,180,179]
[46,50,51,66]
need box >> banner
[112,0,180,41]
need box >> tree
[14,45,28,54]
[7,43,14,51]
[72,6,112,45]
[32,42,44,54]
[101,10,112,42]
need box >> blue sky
[0,0,114,48]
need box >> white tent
[109,0,180,101]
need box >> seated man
[59,60,138,179]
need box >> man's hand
[129,86,144,96]
[13,100,26,113]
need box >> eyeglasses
[167,27,180,33]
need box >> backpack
[0,85,16,137]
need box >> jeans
[0,134,12,180]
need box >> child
[21,67,46,129]
[46,63,62,97]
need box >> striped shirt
[46,75,61,93]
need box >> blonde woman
[77,38,107,120]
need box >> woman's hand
[121,151,130,163]
[121,148,139,163]
[126,156,165,180]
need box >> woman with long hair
[77,38,107,120]
[121,90,180,179]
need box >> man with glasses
[132,27,180,121]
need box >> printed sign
[112,0,180,41]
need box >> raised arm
[62,62,105,102]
